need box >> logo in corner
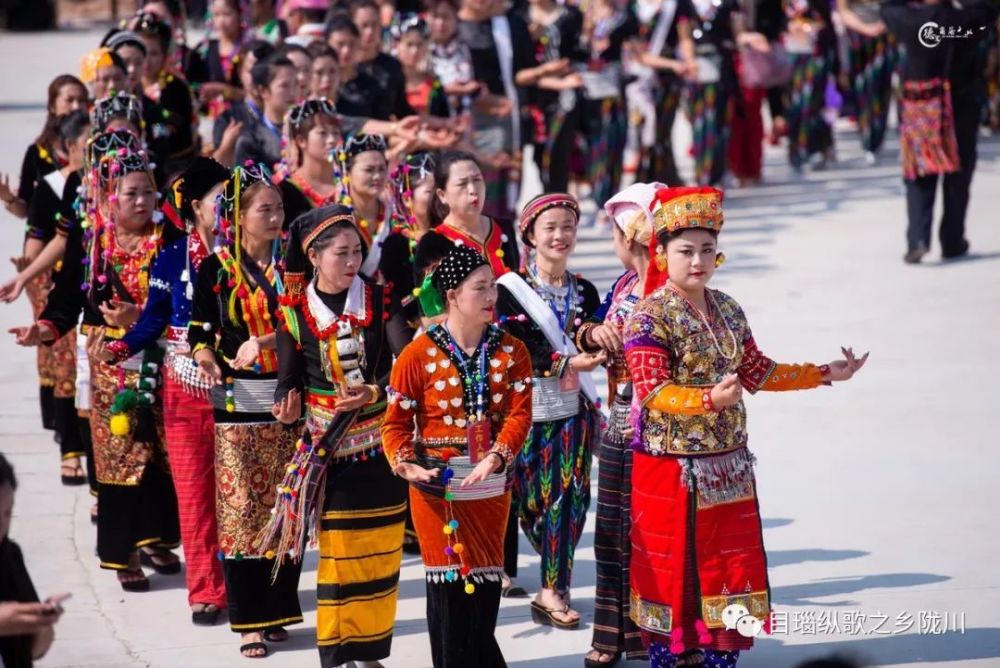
[919,21,942,48]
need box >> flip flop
[139,549,181,575]
[60,462,86,486]
[584,649,621,668]
[530,601,580,629]
[192,605,222,626]
[117,568,150,593]
[239,641,268,659]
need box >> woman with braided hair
[187,163,304,658]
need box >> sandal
[60,460,86,486]
[263,626,288,642]
[584,649,621,668]
[140,548,181,575]
[117,568,150,593]
[530,600,580,630]
[191,604,222,626]
[239,642,268,659]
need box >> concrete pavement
[1,28,999,668]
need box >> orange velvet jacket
[381,326,534,470]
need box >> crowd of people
[0,0,996,665]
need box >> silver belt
[531,376,580,422]
[211,377,277,413]
[441,456,507,501]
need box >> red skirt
[629,449,769,654]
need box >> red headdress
[642,186,724,296]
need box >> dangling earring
[715,252,726,268]
[654,244,667,271]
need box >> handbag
[738,42,792,88]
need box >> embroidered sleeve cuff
[761,363,825,391]
[106,339,133,364]
[644,381,714,415]
[391,446,418,470]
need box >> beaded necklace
[666,283,738,360]
[288,170,339,209]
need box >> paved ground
[1,28,999,668]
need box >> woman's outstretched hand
[823,347,869,382]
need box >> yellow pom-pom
[496,250,504,258]
[412,287,422,297]
[317,448,326,457]
[109,414,131,436]
[464,582,475,594]
[443,525,453,535]
[265,550,275,559]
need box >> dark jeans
[904,101,979,254]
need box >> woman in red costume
[624,185,868,667]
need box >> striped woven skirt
[590,396,646,659]
[316,443,408,665]
[848,31,897,154]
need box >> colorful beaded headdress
[80,147,161,299]
[430,243,489,295]
[216,162,280,323]
[389,151,435,253]
[92,92,144,134]
[643,185,725,296]
[86,128,142,169]
[281,97,340,170]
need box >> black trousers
[904,101,980,254]
[426,580,505,668]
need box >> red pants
[728,60,766,181]
[162,372,226,607]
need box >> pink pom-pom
[670,641,685,654]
